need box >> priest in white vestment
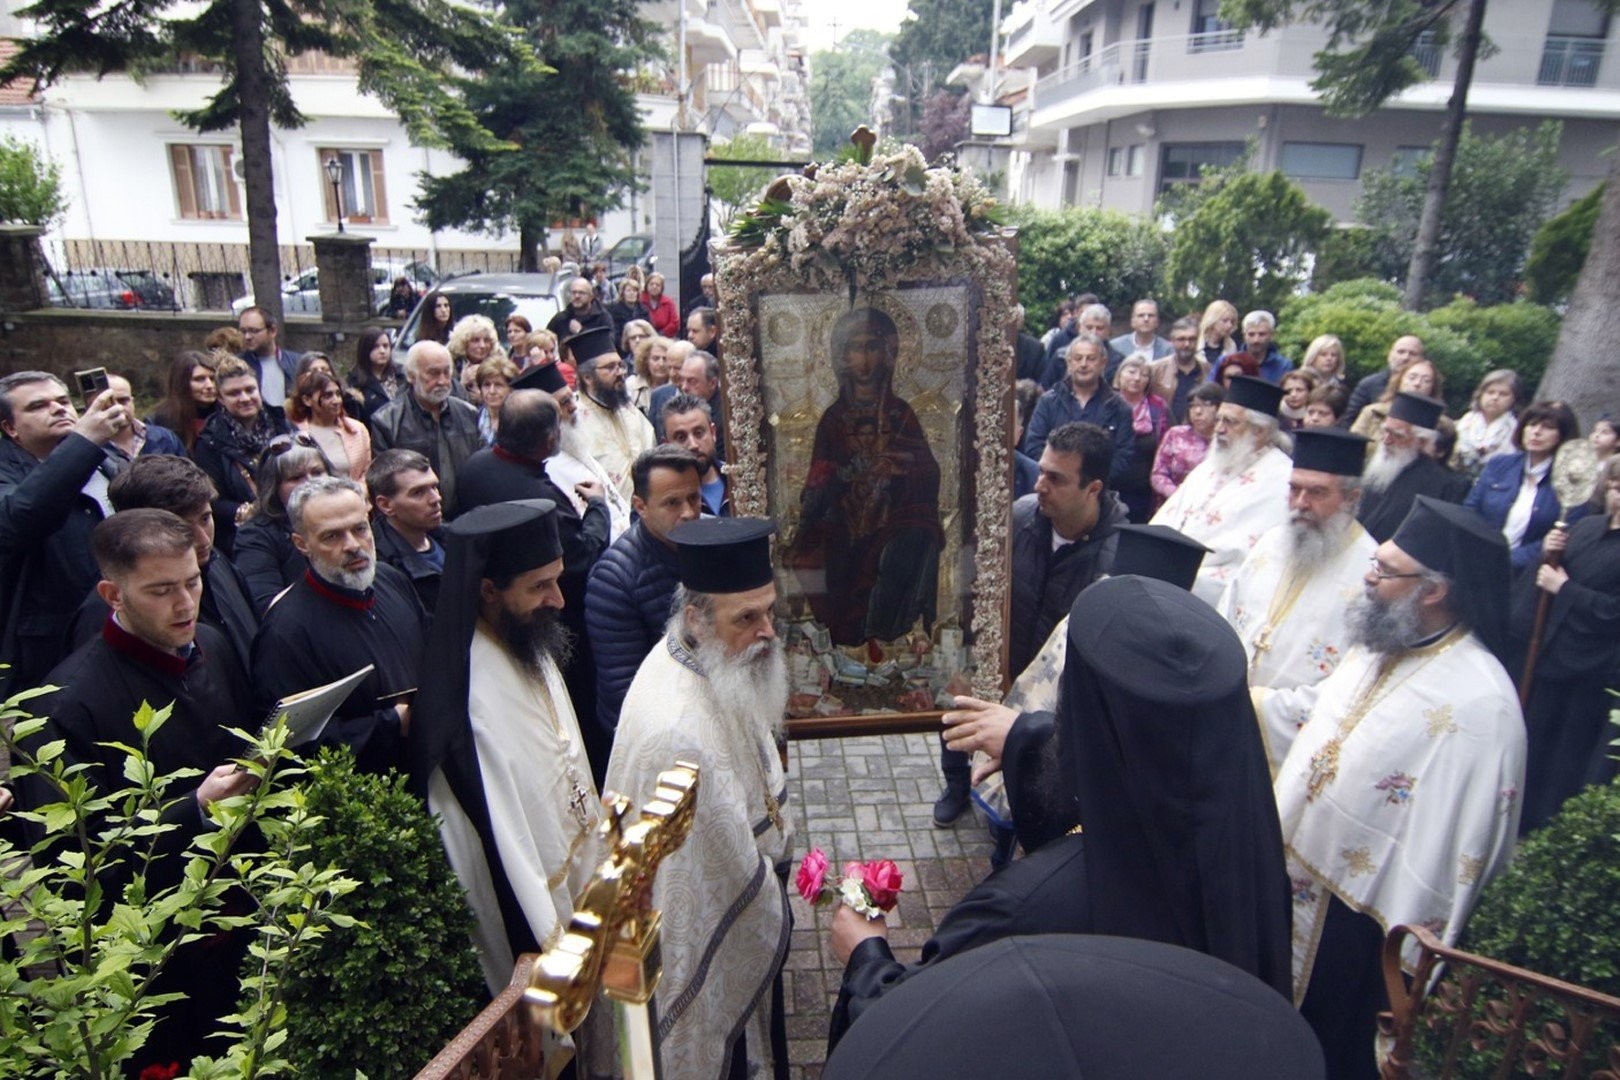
[606,517,792,1080]
[1152,376,1293,606]
[567,325,656,501]
[409,500,610,1078]
[1218,429,1378,774]
[1275,497,1524,1079]
[512,359,633,541]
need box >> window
[1390,145,1432,177]
[168,144,241,220]
[1157,141,1245,194]
[1540,0,1609,86]
[318,148,390,225]
[1189,0,1242,52]
[1107,147,1123,176]
[1062,159,1080,206]
[1280,142,1363,180]
[1127,145,1145,177]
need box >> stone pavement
[781,731,997,1080]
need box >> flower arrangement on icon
[795,847,904,919]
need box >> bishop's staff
[1520,437,1599,706]
[526,761,700,1080]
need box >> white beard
[1363,444,1417,494]
[1207,437,1262,476]
[1286,506,1355,568]
[691,627,789,747]
[558,419,588,461]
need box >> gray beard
[1363,444,1417,494]
[313,555,375,592]
[690,626,789,747]
[1286,507,1355,568]
[558,420,587,459]
[1346,587,1426,655]
[1208,438,1262,476]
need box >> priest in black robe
[251,475,425,775]
[827,575,1293,1051]
[456,383,613,782]
[1356,392,1469,542]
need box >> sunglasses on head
[261,432,319,462]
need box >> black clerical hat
[512,361,569,394]
[1067,575,1246,706]
[1291,428,1368,477]
[1388,391,1444,431]
[824,936,1323,1080]
[1390,495,1511,659]
[1111,523,1210,592]
[563,325,618,365]
[670,517,776,593]
[1224,375,1283,417]
[444,499,563,579]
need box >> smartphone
[73,367,109,405]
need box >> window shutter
[318,148,338,221]
[369,149,389,224]
[222,147,243,219]
[170,145,198,219]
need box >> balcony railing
[1539,35,1605,87]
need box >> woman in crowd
[1199,300,1240,369]
[619,318,655,364]
[148,350,218,453]
[1212,351,1257,389]
[1451,369,1521,481]
[1466,399,1581,570]
[627,334,672,416]
[288,368,371,481]
[1301,334,1346,386]
[475,355,519,445]
[295,352,366,419]
[417,293,454,345]
[386,276,417,319]
[641,271,680,338]
[1151,383,1223,510]
[505,314,532,361]
[233,436,332,614]
[607,278,649,333]
[524,328,559,370]
[191,356,292,557]
[1303,384,1348,428]
[1586,417,1618,510]
[1112,355,1169,522]
[204,326,243,356]
[449,314,505,402]
[348,326,405,424]
[1279,370,1320,433]
[1349,357,1446,444]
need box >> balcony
[1539,35,1605,87]
[1003,1,1063,68]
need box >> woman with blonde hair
[449,313,508,401]
[1451,369,1521,481]
[1350,357,1447,443]
[1198,300,1240,369]
[627,334,673,415]
[1301,335,1346,385]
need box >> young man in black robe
[251,475,425,775]
[826,575,1293,1052]
[21,508,258,1073]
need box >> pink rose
[861,860,904,912]
[795,848,829,904]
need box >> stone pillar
[0,225,50,312]
[308,232,375,325]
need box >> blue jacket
[1209,345,1293,385]
[1465,452,1564,570]
[584,520,681,733]
[1021,380,1134,489]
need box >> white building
[998,0,1620,219]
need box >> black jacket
[0,434,111,693]
[191,405,290,557]
[67,552,259,673]
[233,515,307,615]
[584,520,681,733]
[367,393,481,518]
[1008,491,1128,675]
[372,516,444,614]
[545,302,614,353]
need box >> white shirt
[1502,456,1550,548]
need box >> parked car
[394,272,566,363]
[47,268,181,311]
[603,235,655,281]
[231,259,437,317]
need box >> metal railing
[1539,35,1606,87]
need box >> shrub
[278,750,486,1078]
[1426,298,1562,407]
[0,135,67,227]
[1311,226,1387,293]
[1525,182,1605,306]
[1011,205,1169,329]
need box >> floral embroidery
[1343,847,1376,877]
[1424,704,1458,738]
[1457,853,1485,886]
[1291,875,1320,905]
[1307,640,1342,676]
[1497,785,1519,814]
[1375,772,1416,805]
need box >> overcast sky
[799,0,911,52]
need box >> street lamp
[324,157,345,233]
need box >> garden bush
[1011,205,1168,330]
[1525,182,1605,306]
[1426,297,1562,406]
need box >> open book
[264,664,375,747]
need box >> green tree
[707,133,779,231]
[1354,121,1567,305]
[888,0,994,139]
[1164,170,1331,315]
[1524,181,1605,306]
[1,0,531,322]
[1221,0,1491,310]
[0,135,67,227]
[1011,205,1169,328]
[811,30,892,158]
[414,0,662,270]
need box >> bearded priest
[606,516,792,1080]
[1354,391,1470,542]
[409,500,612,1077]
[1150,376,1293,605]
[1275,496,1524,1080]
[1218,428,1377,774]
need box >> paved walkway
[781,731,997,1079]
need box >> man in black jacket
[546,277,615,361]
[369,342,481,518]
[365,449,445,612]
[0,370,129,693]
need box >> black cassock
[251,564,425,774]
[66,551,259,673]
[1356,454,1470,542]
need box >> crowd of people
[0,281,1615,1079]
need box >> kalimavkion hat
[1290,428,1369,477]
[1389,495,1511,661]
[511,361,569,394]
[443,499,562,579]
[1387,392,1445,431]
[562,325,618,366]
[670,517,776,594]
[1109,524,1210,592]
[1223,376,1283,417]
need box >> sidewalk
[781,731,997,1079]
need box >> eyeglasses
[1367,556,1424,582]
[240,325,267,336]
